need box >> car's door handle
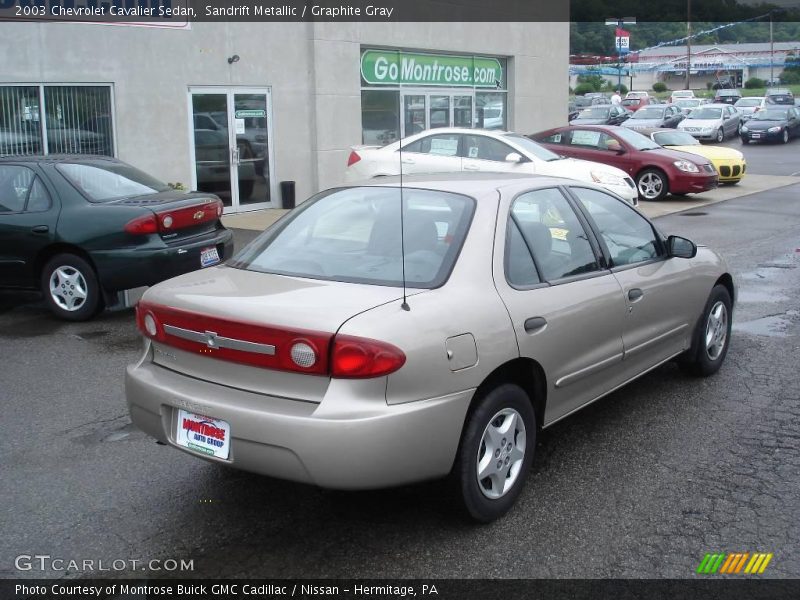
[628,288,644,302]
[464,164,479,171]
[524,317,547,334]
[31,225,49,234]
[401,157,415,164]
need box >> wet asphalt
[1,140,799,580]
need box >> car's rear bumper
[92,228,234,292]
[126,358,473,490]
[670,171,719,194]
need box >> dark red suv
[529,125,718,201]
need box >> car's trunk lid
[110,190,223,242]
[140,265,412,402]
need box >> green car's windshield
[57,162,171,202]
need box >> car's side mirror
[667,235,697,259]
[505,152,524,163]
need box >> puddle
[734,312,798,338]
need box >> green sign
[361,50,503,88]
[235,109,266,118]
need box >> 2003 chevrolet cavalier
[127,174,734,522]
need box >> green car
[0,155,233,320]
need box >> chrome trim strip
[163,324,276,355]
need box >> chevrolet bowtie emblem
[204,331,218,348]
[193,210,205,220]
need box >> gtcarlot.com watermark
[15,554,194,573]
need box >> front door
[189,88,274,213]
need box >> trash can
[280,181,296,209]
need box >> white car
[669,90,696,104]
[345,128,639,205]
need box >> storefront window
[0,85,114,156]
[360,50,508,139]
[361,90,399,146]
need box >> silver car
[126,174,734,522]
[678,103,741,142]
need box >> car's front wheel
[679,284,732,377]
[41,254,102,321]
[636,169,669,201]
[782,129,789,144]
[453,384,536,522]
[715,128,725,143]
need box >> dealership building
[0,21,568,213]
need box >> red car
[621,95,652,112]
[529,125,719,201]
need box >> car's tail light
[125,214,159,235]
[347,151,361,167]
[137,302,405,379]
[331,335,406,378]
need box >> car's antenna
[399,123,410,311]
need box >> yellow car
[649,129,747,184]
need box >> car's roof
[697,103,729,108]
[0,154,122,164]
[348,172,582,196]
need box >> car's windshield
[735,98,762,107]
[503,133,562,161]
[621,99,640,106]
[751,109,789,121]
[652,131,699,146]
[613,127,661,150]
[577,107,610,118]
[229,187,475,288]
[688,108,723,120]
[632,107,665,119]
[676,99,701,108]
[57,162,171,202]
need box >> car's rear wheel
[453,383,536,523]
[636,169,669,201]
[715,128,725,143]
[679,284,732,377]
[41,254,102,321]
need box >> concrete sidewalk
[222,174,799,231]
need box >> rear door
[398,132,463,175]
[568,185,704,372]
[0,164,59,288]
[493,185,628,425]
[724,106,740,136]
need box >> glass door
[403,95,426,137]
[429,95,451,129]
[189,87,274,213]
[453,95,473,128]
[400,90,477,137]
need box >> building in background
[1,21,568,213]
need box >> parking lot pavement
[2,183,799,580]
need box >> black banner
[4,579,800,600]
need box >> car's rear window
[57,162,170,202]
[230,187,475,288]
[766,95,793,105]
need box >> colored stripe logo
[697,552,773,575]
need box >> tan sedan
[126,174,734,522]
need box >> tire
[679,284,732,377]
[782,129,789,144]
[452,383,536,523]
[740,138,749,145]
[636,168,669,201]
[715,128,724,143]
[41,253,102,321]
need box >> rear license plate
[200,246,220,267]
[175,409,231,459]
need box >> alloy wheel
[704,301,728,361]
[49,266,88,312]
[637,172,664,200]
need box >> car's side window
[505,218,541,287]
[539,131,568,145]
[26,177,53,212]
[509,187,600,282]
[462,135,516,162]
[571,187,661,267]
[0,165,35,213]
[402,134,460,157]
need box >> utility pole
[770,11,774,85]
[685,0,692,90]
